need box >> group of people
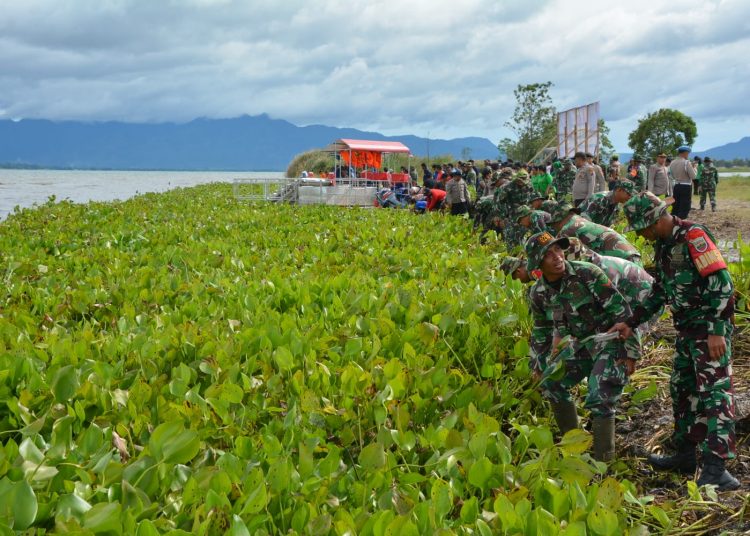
[483,148,736,491]
[376,147,738,490]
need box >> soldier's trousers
[540,340,628,418]
[699,187,716,209]
[671,332,736,459]
[502,221,526,250]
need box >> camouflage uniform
[623,193,736,461]
[528,258,632,417]
[579,191,619,227]
[516,205,552,236]
[558,214,641,265]
[554,164,577,202]
[495,174,535,249]
[628,162,647,192]
[699,163,718,211]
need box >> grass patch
[718,176,750,201]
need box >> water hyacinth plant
[0,184,744,534]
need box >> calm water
[0,169,285,220]
[719,171,750,177]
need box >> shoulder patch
[686,227,726,276]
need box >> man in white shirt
[669,146,696,218]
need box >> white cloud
[0,0,747,150]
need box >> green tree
[627,108,697,158]
[498,82,557,162]
[598,119,615,163]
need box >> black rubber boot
[550,400,579,435]
[592,416,616,462]
[697,453,741,491]
[647,445,697,474]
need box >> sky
[1,0,748,152]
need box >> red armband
[686,228,726,276]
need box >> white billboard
[557,102,600,158]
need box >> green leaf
[597,477,623,510]
[558,429,592,455]
[267,459,290,493]
[83,502,122,535]
[468,456,493,489]
[587,505,619,536]
[136,519,160,536]
[273,347,295,371]
[630,380,658,405]
[226,515,251,536]
[148,422,200,464]
[56,493,92,523]
[530,426,554,450]
[51,365,79,402]
[240,468,267,514]
[460,496,478,524]
[0,480,38,530]
[359,442,386,470]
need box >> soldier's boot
[592,416,616,462]
[647,445,697,474]
[550,400,579,435]
[700,205,705,210]
[697,453,741,491]
[711,204,716,212]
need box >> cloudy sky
[1,0,748,151]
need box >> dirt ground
[605,192,750,532]
[685,195,750,244]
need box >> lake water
[719,171,750,177]
[0,169,285,220]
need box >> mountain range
[0,115,500,171]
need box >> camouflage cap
[612,179,636,195]
[623,191,669,231]
[514,169,530,182]
[548,202,577,224]
[516,205,533,221]
[500,167,514,177]
[499,256,524,275]
[540,199,558,214]
[525,231,570,271]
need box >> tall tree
[598,119,615,162]
[498,82,557,162]
[628,108,698,158]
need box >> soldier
[499,256,533,283]
[554,158,576,203]
[516,204,552,236]
[627,155,647,192]
[495,169,535,249]
[526,232,633,461]
[579,179,636,227]
[700,157,719,212]
[548,203,642,264]
[572,151,596,207]
[610,192,739,490]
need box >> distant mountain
[613,136,750,163]
[0,115,500,171]
[697,136,750,160]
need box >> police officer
[526,232,633,461]
[610,192,739,490]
